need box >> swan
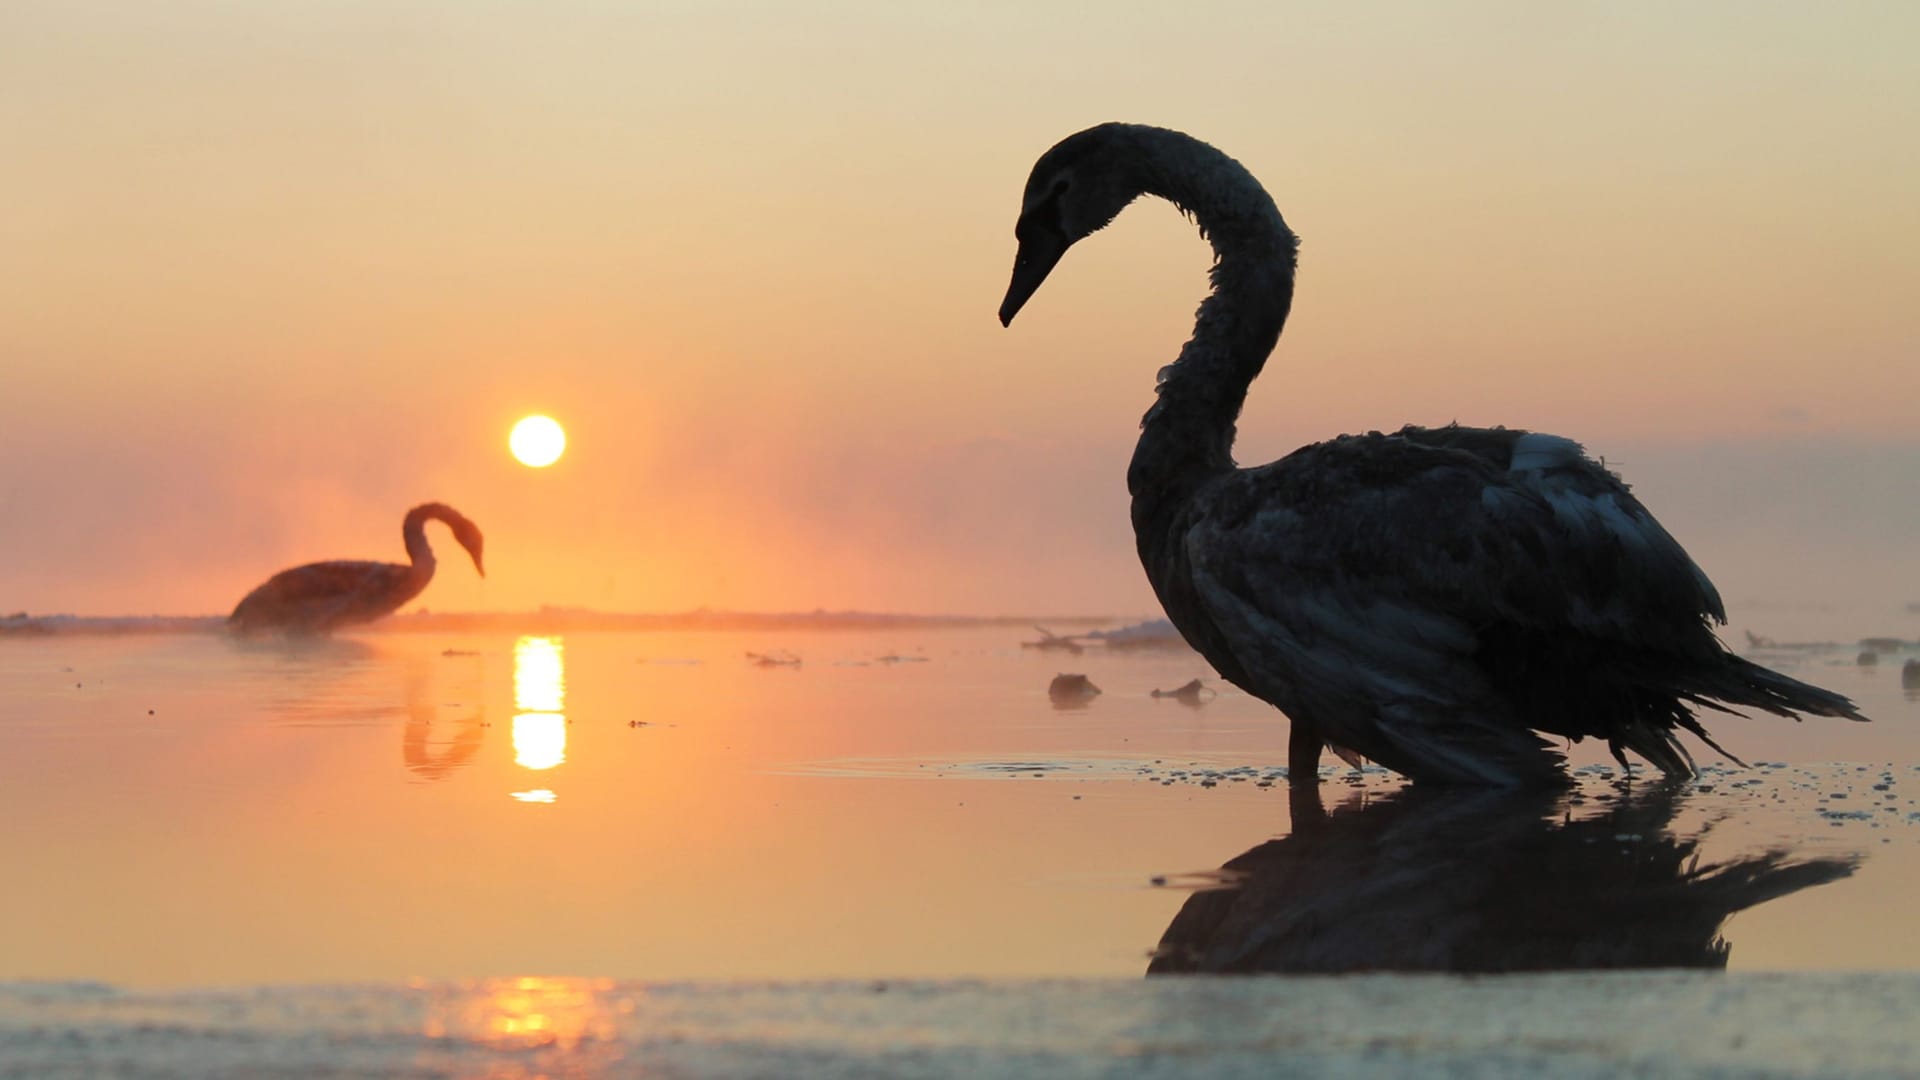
[998,123,1864,785]
[228,503,484,636]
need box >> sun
[509,415,567,468]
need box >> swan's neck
[1125,132,1297,503]
[401,506,441,582]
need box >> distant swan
[998,123,1863,785]
[228,503,484,636]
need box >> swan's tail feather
[1617,654,1866,777]
[1708,655,1868,723]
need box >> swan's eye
[1050,176,1072,197]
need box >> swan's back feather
[1194,425,1721,642]
[228,560,420,634]
[1166,425,1787,782]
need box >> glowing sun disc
[510,415,566,468]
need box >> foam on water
[4,974,1920,1079]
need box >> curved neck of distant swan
[401,505,447,581]
[1123,129,1298,498]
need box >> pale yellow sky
[1,2,1916,618]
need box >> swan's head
[999,123,1148,326]
[409,502,488,577]
[453,517,486,578]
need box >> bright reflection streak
[421,976,621,1049]
[512,636,568,772]
[513,714,567,770]
[510,789,557,803]
[514,637,566,713]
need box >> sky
[1,1,1916,623]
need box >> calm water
[2,625,1918,986]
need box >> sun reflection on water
[512,636,567,774]
[514,637,566,714]
[420,975,625,1051]
[512,714,568,771]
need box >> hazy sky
[2,1,1916,622]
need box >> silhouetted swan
[999,123,1864,785]
[1148,783,1858,973]
[228,503,484,636]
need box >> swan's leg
[1287,774,1326,827]
[1287,722,1322,786]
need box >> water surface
[2,626,1916,985]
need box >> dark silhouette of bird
[999,123,1864,784]
[229,503,483,636]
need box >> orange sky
[2,2,1916,618]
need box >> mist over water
[3,434,1915,629]
[5,1,1916,623]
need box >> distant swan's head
[418,503,487,578]
[999,123,1152,326]
[452,515,486,578]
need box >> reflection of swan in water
[231,635,388,727]
[402,659,486,781]
[228,632,382,663]
[1149,783,1857,974]
[229,503,484,636]
[999,123,1864,785]
[234,639,487,777]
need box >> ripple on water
[785,756,1920,844]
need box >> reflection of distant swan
[228,504,484,636]
[402,660,485,781]
[1149,783,1857,974]
[229,633,381,664]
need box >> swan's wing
[1183,429,1720,783]
[1410,428,1724,640]
[230,560,409,629]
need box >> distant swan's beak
[999,233,1066,326]
[474,556,486,578]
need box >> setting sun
[509,415,567,468]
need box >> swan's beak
[999,233,1066,326]
[474,555,486,578]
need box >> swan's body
[228,503,484,636]
[999,123,1863,785]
